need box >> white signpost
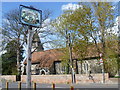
[20,5,42,88]
[99,53,105,83]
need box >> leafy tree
[91,2,118,76]
[1,40,24,75]
[52,2,118,76]
[103,34,118,76]
[52,3,94,73]
[92,2,114,54]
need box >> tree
[52,2,117,76]
[1,40,23,75]
[103,34,118,76]
[2,7,53,75]
[51,3,94,74]
[92,2,118,76]
[2,9,28,75]
[92,2,114,54]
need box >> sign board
[20,5,42,27]
[99,58,103,63]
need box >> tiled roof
[30,47,98,68]
[31,49,65,68]
[29,42,118,68]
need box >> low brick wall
[21,75,72,84]
[1,73,109,84]
[0,75,16,82]
[76,73,109,83]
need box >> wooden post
[33,82,36,90]
[6,81,8,90]
[70,86,74,90]
[18,82,21,90]
[52,83,55,90]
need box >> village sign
[19,5,42,88]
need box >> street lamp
[19,5,42,88]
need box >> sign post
[19,5,42,88]
[26,26,33,88]
[99,53,105,83]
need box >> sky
[1,2,80,51]
[2,2,78,20]
[0,1,120,52]
[1,0,120,2]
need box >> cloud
[40,18,51,32]
[43,18,51,25]
[61,3,82,11]
[107,16,119,36]
[2,18,10,25]
[111,6,116,10]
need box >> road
[0,81,120,90]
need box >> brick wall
[0,73,109,84]
[0,75,16,81]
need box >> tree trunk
[17,49,20,75]
[17,37,21,76]
[118,16,120,77]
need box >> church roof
[26,42,118,68]
[31,49,68,68]
[30,46,100,68]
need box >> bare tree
[2,9,27,76]
[2,8,53,76]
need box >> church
[21,33,105,75]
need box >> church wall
[24,58,102,75]
[77,59,102,74]
[54,61,66,74]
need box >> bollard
[18,82,21,90]
[70,86,74,90]
[6,81,8,90]
[33,82,36,90]
[52,83,55,90]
